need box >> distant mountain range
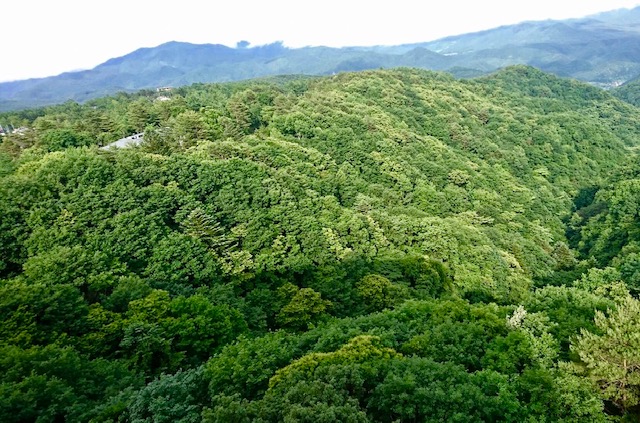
[3,6,640,111]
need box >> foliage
[356,274,408,312]
[572,297,640,413]
[1,67,640,420]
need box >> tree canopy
[1,66,640,421]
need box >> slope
[612,75,640,105]
[1,67,640,420]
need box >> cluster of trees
[2,66,640,421]
[613,78,640,107]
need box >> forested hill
[2,67,640,421]
[612,76,640,106]
[4,6,640,111]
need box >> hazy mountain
[420,7,640,86]
[2,6,640,111]
[0,42,452,111]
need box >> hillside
[4,6,640,110]
[2,67,640,421]
[612,75,640,105]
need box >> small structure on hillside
[12,127,29,135]
[100,132,144,150]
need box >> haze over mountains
[2,6,640,111]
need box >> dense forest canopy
[613,78,640,107]
[2,66,640,421]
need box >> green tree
[0,344,141,423]
[38,128,93,151]
[276,284,332,330]
[356,274,407,312]
[127,367,207,423]
[127,99,158,133]
[572,297,640,415]
[0,279,88,347]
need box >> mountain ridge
[3,6,640,110]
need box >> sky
[2,0,640,82]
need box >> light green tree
[572,297,640,414]
[356,274,407,312]
[277,284,332,330]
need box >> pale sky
[2,0,640,82]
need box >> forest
[2,66,640,421]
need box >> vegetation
[613,78,640,107]
[2,66,640,421]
